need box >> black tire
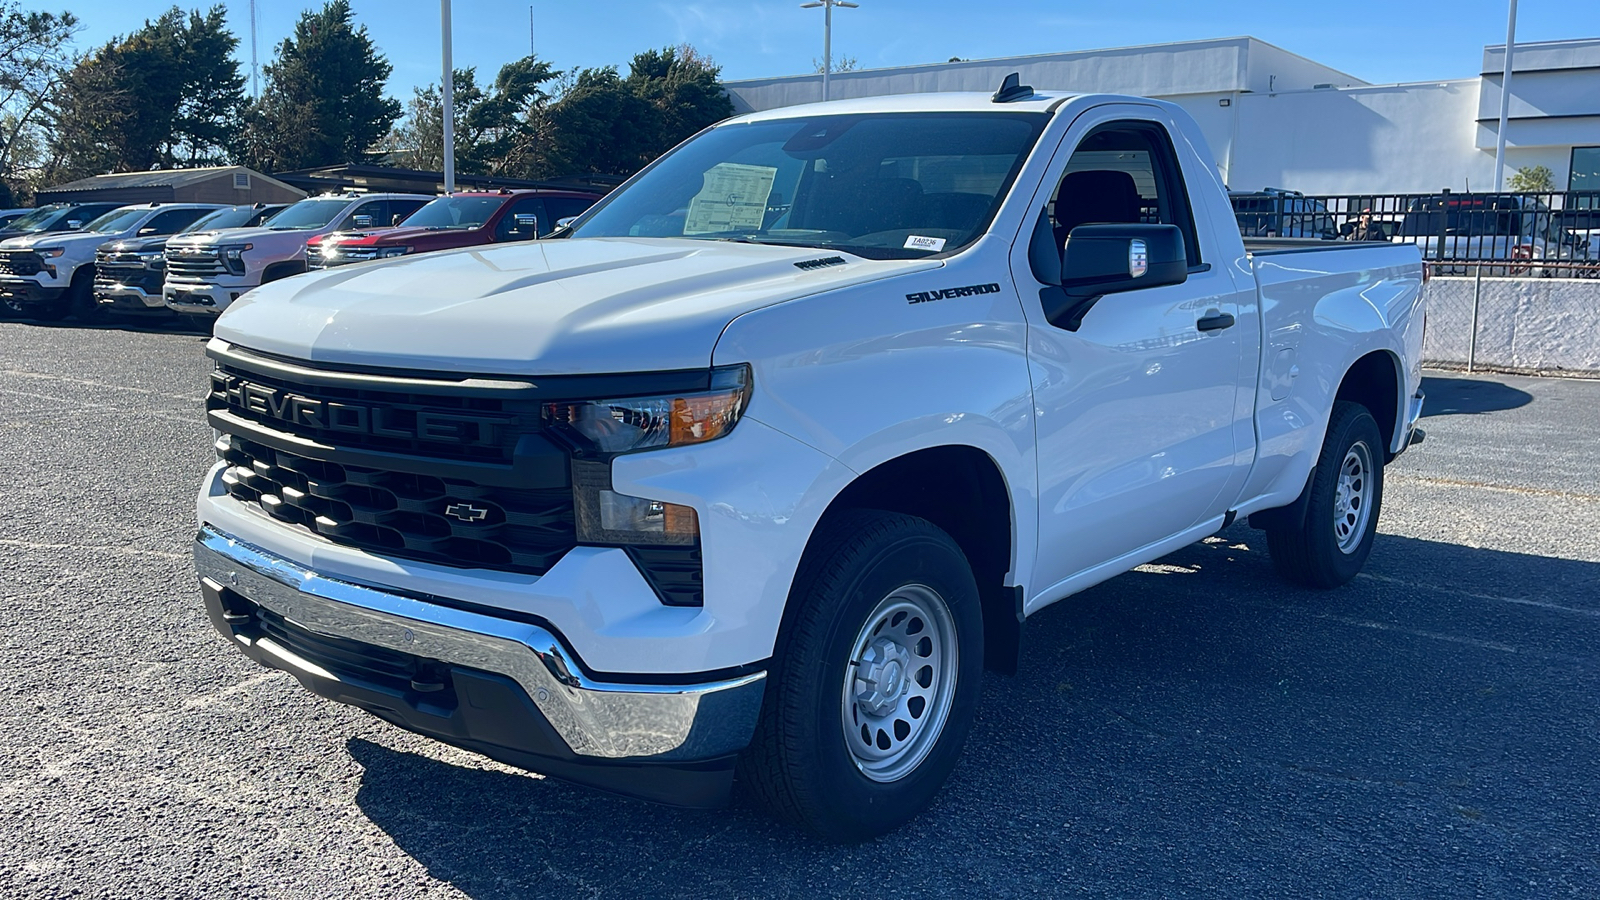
[66,268,99,321]
[738,510,983,842]
[1264,401,1385,588]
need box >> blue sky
[65,0,1587,99]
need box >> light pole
[441,0,455,193]
[1492,0,1518,192]
[800,0,858,102]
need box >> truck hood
[102,235,170,254]
[169,225,322,250]
[216,238,939,376]
[0,230,115,251]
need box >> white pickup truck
[192,79,1426,841]
[163,192,429,316]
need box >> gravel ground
[1,317,1597,899]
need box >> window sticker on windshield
[683,163,778,235]
[904,235,947,252]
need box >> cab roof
[732,89,1078,124]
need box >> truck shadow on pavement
[1420,375,1533,416]
[348,524,1600,898]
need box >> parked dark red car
[307,189,603,268]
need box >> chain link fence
[1422,265,1600,375]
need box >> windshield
[264,198,352,231]
[183,205,263,233]
[570,112,1049,259]
[8,205,66,232]
[401,196,504,229]
[85,208,150,234]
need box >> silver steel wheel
[1333,440,1375,554]
[840,584,958,783]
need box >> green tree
[48,6,243,178]
[1507,165,1555,193]
[169,6,245,166]
[0,2,79,201]
[538,45,731,180]
[237,0,400,171]
[386,56,558,176]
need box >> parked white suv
[163,192,429,316]
[0,203,219,320]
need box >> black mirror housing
[1043,223,1188,330]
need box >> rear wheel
[1264,401,1385,588]
[739,510,983,841]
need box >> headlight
[39,247,65,258]
[377,246,412,258]
[543,364,752,457]
[220,243,252,275]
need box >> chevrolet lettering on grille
[216,374,509,446]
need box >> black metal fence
[1230,190,1600,278]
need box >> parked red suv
[307,189,603,268]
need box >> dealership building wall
[724,36,1600,196]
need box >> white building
[724,36,1600,196]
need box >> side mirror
[352,214,375,229]
[556,216,578,229]
[1039,224,1187,331]
[511,212,539,239]
[66,219,83,229]
[391,215,404,226]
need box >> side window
[1048,121,1203,267]
[544,197,595,225]
[495,198,547,241]
[345,200,387,230]
[140,208,208,235]
[388,198,426,225]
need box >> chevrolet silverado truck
[94,203,287,316]
[0,203,219,320]
[163,192,429,316]
[307,189,602,269]
[0,202,123,245]
[192,78,1426,841]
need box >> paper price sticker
[683,163,779,235]
[904,235,947,252]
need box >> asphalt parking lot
[2,318,1597,899]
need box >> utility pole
[249,0,259,99]
[800,0,858,102]
[441,0,455,193]
[1493,0,1518,192]
[530,5,536,57]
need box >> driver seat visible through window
[1052,170,1141,247]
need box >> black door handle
[1197,309,1235,332]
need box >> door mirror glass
[1042,223,1188,331]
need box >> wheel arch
[1334,348,1404,459]
[798,444,1024,675]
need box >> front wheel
[738,510,983,841]
[1264,401,1385,588]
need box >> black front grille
[217,432,576,574]
[209,363,535,463]
[95,253,163,293]
[0,251,43,276]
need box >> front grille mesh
[0,251,42,276]
[217,432,576,574]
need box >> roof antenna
[992,72,1033,103]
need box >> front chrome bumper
[193,527,765,765]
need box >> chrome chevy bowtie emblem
[443,502,489,523]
